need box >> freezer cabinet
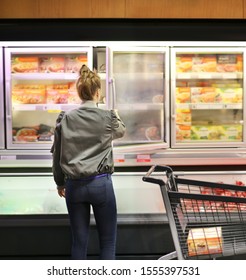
[0,172,165,216]
[171,47,246,148]
[2,169,246,216]
[4,47,93,150]
[108,46,170,150]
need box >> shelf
[176,72,243,80]
[11,73,79,80]
[114,72,164,79]
[117,103,163,111]
[176,103,243,110]
[12,103,107,111]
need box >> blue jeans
[65,174,117,260]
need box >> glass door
[0,48,4,149]
[171,47,245,148]
[108,46,169,150]
[5,47,93,149]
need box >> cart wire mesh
[143,165,246,260]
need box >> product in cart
[187,227,222,256]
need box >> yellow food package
[218,88,243,103]
[176,56,192,72]
[176,87,191,103]
[12,84,46,104]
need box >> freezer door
[4,47,93,150]
[171,47,246,148]
[0,48,4,149]
[108,46,170,151]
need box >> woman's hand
[57,187,66,198]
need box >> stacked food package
[176,54,242,73]
[11,55,87,73]
[11,55,88,105]
[183,180,246,213]
[176,54,243,142]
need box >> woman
[52,65,126,260]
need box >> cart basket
[143,165,246,260]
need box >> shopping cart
[143,165,246,260]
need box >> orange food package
[176,56,192,72]
[236,54,243,72]
[216,54,238,72]
[67,82,81,104]
[176,124,191,141]
[200,55,217,72]
[40,57,65,73]
[191,87,218,103]
[176,109,191,123]
[65,55,87,73]
[12,84,46,104]
[46,84,68,104]
[11,57,39,73]
[187,227,222,257]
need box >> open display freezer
[4,47,93,150]
[171,47,246,148]
[1,170,246,259]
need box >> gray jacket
[52,101,126,188]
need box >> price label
[0,155,17,160]
[114,154,125,163]
[137,154,151,163]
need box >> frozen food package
[216,88,243,103]
[152,94,163,103]
[176,109,191,123]
[39,57,65,73]
[190,87,218,103]
[187,227,222,256]
[191,125,242,141]
[46,84,68,104]
[176,124,191,141]
[216,54,240,72]
[12,84,46,104]
[176,55,192,72]
[222,125,243,141]
[11,57,39,73]
[13,124,54,143]
[176,87,191,103]
[145,126,161,141]
[14,127,38,142]
[67,82,81,104]
[199,55,217,72]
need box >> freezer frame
[171,47,246,148]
